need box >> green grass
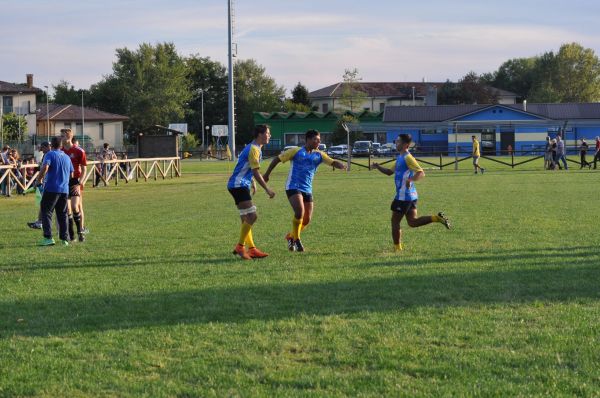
[1,161,599,397]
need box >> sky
[2,0,600,95]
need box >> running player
[472,135,485,174]
[60,128,87,242]
[263,129,346,252]
[227,125,275,260]
[371,134,451,252]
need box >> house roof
[254,110,384,120]
[383,103,600,123]
[309,82,518,99]
[36,104,128,122]
[0,80,43,94]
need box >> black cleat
[78,233,86,242]
[294,239,305,252]
[438,212,451,229]
[286,233,295,251]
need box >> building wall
[0,92,37,136]
[36,119,124,149]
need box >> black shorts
[286,189,313,202]
[228,187,252,205]
[68,178,81,198]
[390,199,417,214]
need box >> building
[36,104,128,150]
[383,103,600,154]
[0,74,43,137]
[308,82,518,113]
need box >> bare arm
[37,164,49,184]
[331,160,347,171]
[252,168,275,198]
[371,162,394,176]
[262,157,281,182]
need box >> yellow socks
[244,229,255,249]
[292,217,302,240]
[431,214,442,223]
[394,243,404,252]
[239,222,252,246]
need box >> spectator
[551,139,558,170]
[36,136,73,246]
[594,137,600,169]
[556,134,568,170]
[580,138,591,169]
[544,136,553,170]
[1,145,10,196]
[28,142,50,229]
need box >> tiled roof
[0,80,43,94]
[309,82,518,100]
[383,103,600,123]
[36,104,128,121]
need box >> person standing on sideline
[61,128,87,241]
[36,136,73,246]
[472,135,485,174]
[371,134,451,252]
[27,141,51,229]
[544,136,553,170]
[580,138,591,169]
[594,137,600,169]
[227,125,275,260]
[556,134,568,170]
[263,129,347,252]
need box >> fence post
[439,153,443,170]
[511,151,514,168]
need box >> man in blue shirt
[36,136,74,246]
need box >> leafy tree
[185,55,228,144]
[1,113,27,142]
[437,79,463,105]
[283,99,310,112]
[181,133,199,151]
[234,59,286,143]
[331,115,363,145]
[337,68,367,111]
[291,82,310,106]
[89,42,190,132]
[53,80,89,105]
[438,73,497,104]
[482,57,537,100]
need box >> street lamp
[81,90,85,149]
[199,88,206,151]
[44,86,49,141]
[205,125,210,156]
[17,91,22,142]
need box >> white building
[0,74,42,137]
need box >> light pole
[81,90,85,149]
[44,86,49,141]
[199,88,206,151]
[412,86,415,106]
[205,125,210,156]
[17,91,22,143]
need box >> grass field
[1,159,599,397]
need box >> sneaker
[27,221,42,229]
[248,247,269,258]
[38,237,56,246]
[438,212,451,229]
[481,168,485,174]
[78,233,86,242]
[232,244,251,260]
[285,233,295,251]
[60,240,70,246]
[294,239,305,252]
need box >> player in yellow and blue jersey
[227,125,276,260]
[371,134,451,252]
[263,129,346,252]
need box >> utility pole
[227,0,236,160]
[44,86,49,141]
[81,91,85,149]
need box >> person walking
[371,134,451,252]
[594,137,600,169]
[472,135,485,174]
[556,134,568,170]
[580,138,591,169]
[263,129,347,252]
[226,125,275,260]
[36,136,73,246]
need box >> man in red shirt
[61,128,87,242]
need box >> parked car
[379,143,396,157]
[318,143,327,151]
[327,145,347,157]
[352,140,372,157]
[371,142,381,156]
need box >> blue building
[383,103,600,155]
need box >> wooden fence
[0,157,181,197]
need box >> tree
[482,57,537,100]
[283,99,310,112]
[331,114,364,145]
[337,68,367,111]
[53,80,88,105]
[291,82,310,106]
[438,73,497,105]
[185,55,228,143]
[1,113,27,142]
[234,59,286,143]
[88,42,190,132]
[437,79,463,105]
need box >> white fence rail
[0,157,181,197]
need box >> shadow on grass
[1,248,599,337]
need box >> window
[322,103,328,113]
[64,122,72,129]
[76,123,83,135]
[99,123,104,140]
[379,103,385,112]
[2,96,13,114]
